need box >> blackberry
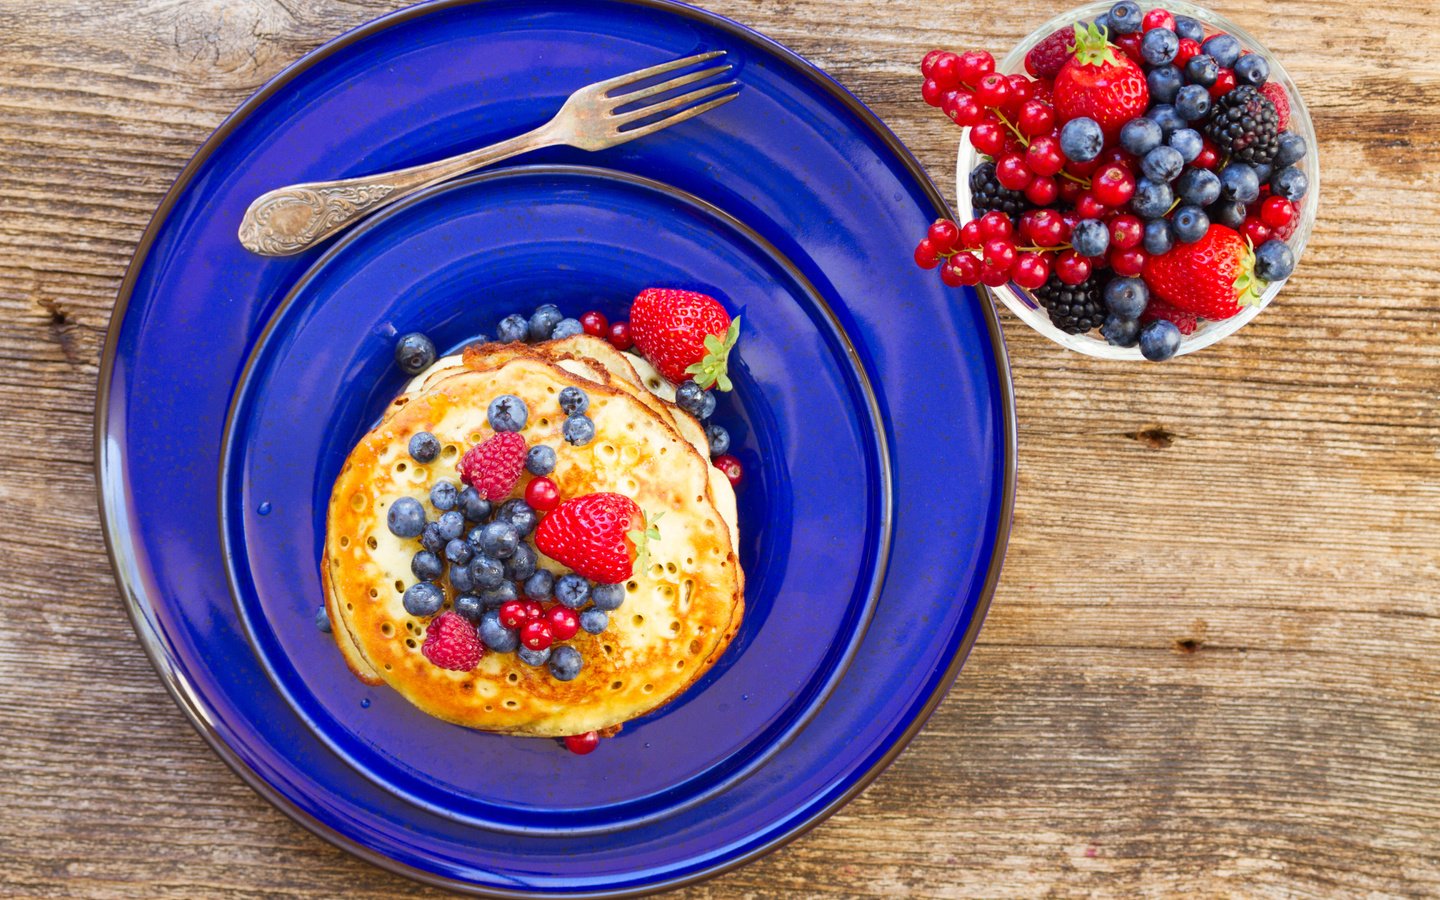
[968,161,1025,221]
[1204,85,1280,165]
[1032,272,1109,334]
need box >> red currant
[956,50,995,87]
[1057,178,1085,205]
[1099,146,1137,169]
[975,73,1011,109]
[1241,218,1272,245]
[930,52,962,91]
[564,731,600,755]
[1007,74,1033,103]
[978,211,1014,241]
[921,78,943,107]
[1016,100,1055,137]
[982,238,1016,272]
[995,153,1033,190]
[1075,192,1107,220]
[942,90,984,126]
[580,310,608,337]
[1024,135,1063,176]
[960,219,984,249]
[979,265,1012,287]
[1055,250,1091,285]
[1210,69,1236,99]
[499,600,533,629]
[520,619,553,651]
[1142,8,1175,31]
[913,239,941,269]
[1115,33,1144,66]
[1109,247,1146,277]
[1091,164,1136,207]
[525,476,560,512]
[1011,252,1050,290]
[1031,78,1054,105]
[1193,139,1219,170]
[1260,196,1295,229]
[1025,176,1058,206]
[1065,155,1103,177]
[969,122,1006,156]
[942,253,982,286]
[1109,214,1143,250]
[522,599,544,621]
[1175,37,1201,66]
[607,321,633,350]
[546,605,579,641]
[921,49,945,77]
[927,219,960,252]
[1022,208,1066,247]
[712,453,743,487]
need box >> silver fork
[237,51,737,256]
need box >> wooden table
[5,0,1437,895]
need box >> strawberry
[1141,224,1265,321]
[457,431,527,500]
[422,611,484,671]
[1260,81,1291,130]
[628,288,740,389]
[1052,23,1149,141]
[534,492,658,584]
[1140,297,1199,335]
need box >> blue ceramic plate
[97,0,1015,894]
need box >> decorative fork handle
[237,122,558,256]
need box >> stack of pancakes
[322,335,743,737]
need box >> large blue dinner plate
[96,0,1015,894]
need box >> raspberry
[457,431,527,500]
[1260,81,1291,130]
[1025,28,1073,79]
[1141,297,1199,334]
[421,611,483,671]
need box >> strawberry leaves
[1235,239,1266,307]
[627,511,664,576]
[684,317,740,391]
[1070,21,1123,68]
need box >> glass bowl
[954,0,1319,359]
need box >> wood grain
[2,0,1438,896]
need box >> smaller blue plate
[222,166,891,833]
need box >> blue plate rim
[93,0,1018,894]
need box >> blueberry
[497,314,529,343]
[1120,117,1165,156]
[411,550,444,581]
[1139,320,1183,362]
[517,646,551,667]
[445,538,473,565]
[1101,315,1142,348]
[394,332,436,375]
[696,390,717,420]
[1107,0,1141,33]
[455,594,485,623]
[386,497,426,538]
[705,423,731,456]
[430,481,459,511]
[558,386,589,416]
[548,645,583,681]
[1202,34,1241,68]
[479,610,519,652]
[315,606,332,633]
[1146,65,1184,105]
[436,510,466,542]
[497,500,534,537]
[1270,166,1308,202]
[1174,84,1211,122]
[1104,277,1149,319]
[674,380,710,419]
[1143,217,1175,255]
[579,607,609,634]
[1173,15,1204,42]
[478,520,519,558]
[1172,205,1210,243]
[550,318,584,340]
[1254,239,1296,281]
[449,562,475,593]
[1131,178,1174,219]
[1168,129,1203,164]
[1209,200,1248,229]
[524,569,555,600]
[408,431,440,462]
[480,581,519,608]
[591,582,626,611]
[420,522,445,554]
[1092,12,1113,33]
[1176,167,1222,206]
[469,554,506,590]
[563,414,595,446]
[504,542,538,580]
[458,487,491,523]
[1219,163,1260,203]
[487,394,528,432]
[1059,117,1103,162]
[1071,219,1109,258]
[1274,132,1307,169]
[528,304,563,341]
[525,444,557,476]
[1148,104,1186,135]
[1234,53,1268,86]
[402,581,444,616]
[1184,54,1218,87]
[1141,145,1185,183]
[555,574,591,609]
[1251,162,1273,185]
[1141,28,1178,65]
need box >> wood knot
[1131,424,1175,450]
[1172,637,1202,654]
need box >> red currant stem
[1014,244,1072,253]
[1166,197,1182,216]
[991,109,1030,149]
[1058,170,1092,187]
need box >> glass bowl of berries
[921,0,1317,361]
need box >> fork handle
[237,121,559,256]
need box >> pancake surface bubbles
[323,354,743,736]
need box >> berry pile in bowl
[916,0,1317,360]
